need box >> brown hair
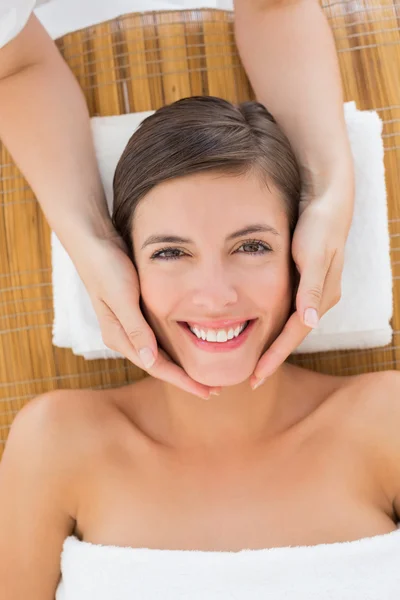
[112,95,300,258]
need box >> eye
[150,247,187,261]
[235,240,272,255]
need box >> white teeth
[189,322,248,342]
[216,330,228,343]
[206,330,217,342]
[193,327,207,340]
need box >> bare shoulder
[332,370,400,482]
[324,370,400,429]
[305,369,400,462]
[9,388,114,440]
[337,370,400,424]
[4,388,123,480]
[0,389,125,600]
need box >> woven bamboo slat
[0,2,399,455]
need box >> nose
[191,261,238,311]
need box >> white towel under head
[51,102,393,359]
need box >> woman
[0,97,397,599]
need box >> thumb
[119,310,159,370]
[295,260,329,329]
[98,297,159,370]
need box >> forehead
[132,171,288,239]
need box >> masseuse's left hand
[250,176,354,389]
[79,234,215,400]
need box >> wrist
[57,214,124,257]
[300,155,355,205]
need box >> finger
[296,254,330,329]
[250,312,309,387]
[96,299,158,369]
[148,349,213,400]
[101,296,160,369]
[98,307,212,399]
[97,301,213,399]
[251,252,345,388]
[317,252,344,312]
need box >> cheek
[264,275,291,316]
[138,269,179,323]
[245,255,293,313]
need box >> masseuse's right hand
[77,233,213,400]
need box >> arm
[0,14,112,246]
[234,0,355,384]
[0,395,76,599]
[234,0,354,193]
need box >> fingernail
[210,390,220,396]
[252,378,266,391]
[304,307,319,328]
[139,347,155,369]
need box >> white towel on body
[51,102,393,359]
[55,529,400,600]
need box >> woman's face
[132,171,294,388]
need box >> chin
[185,363,255,389]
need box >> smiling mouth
[183,320,252,343]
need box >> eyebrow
[141,224,280,250]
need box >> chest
[74,426,390,550]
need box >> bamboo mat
[0,1,399,455]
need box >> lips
[178,319,256,353]
[187,321,249,343]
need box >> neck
[158,363,296,451]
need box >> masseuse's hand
[251,177,354,389]
[78,234,214,400]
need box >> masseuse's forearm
[0,16,113,250]
[234,0,353,193]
